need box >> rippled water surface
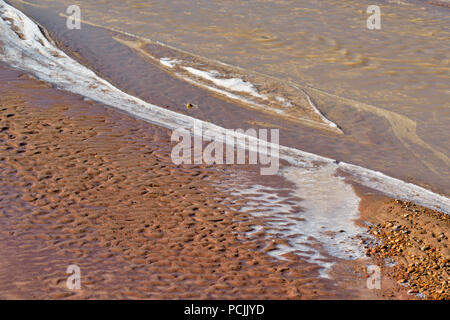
[31,0,449,114]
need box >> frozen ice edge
[182,66,268,100]
[304,91,341,132]
[0,0,448,215]
[226,172,368,278]
[1,0,449,278]
[160,57,341,131]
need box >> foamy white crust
[158,54,342,131]
[304,92,339,129]
[159,57,179,68]
[0,0,448,219]
[228,167,371,277]
[182,66,268,100]
[159,58,342,131]
[274,95,293,107]
[175,72,285,115]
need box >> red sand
[2,64,443,299]
[0,65,343,299]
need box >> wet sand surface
[0,46,445,300]
[7,0,449,196]
[0,64,377,299]
[0,2,448,300]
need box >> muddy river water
[5,0,450,195]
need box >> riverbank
[358,193,449,300]
[0,63,353,299]
[0,0,448,299]
[5,0,450,196]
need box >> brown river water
[4,0,450,195]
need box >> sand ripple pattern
[0,72,340,299]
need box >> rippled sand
[0,64,359,299]
[2,7,449,299]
